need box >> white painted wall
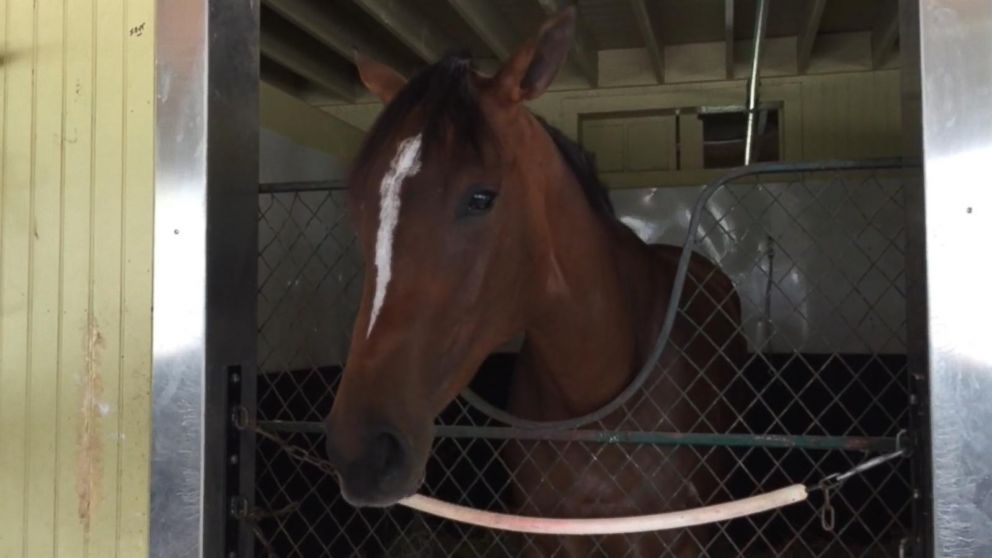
[260,127,348,185]
[257,127,358,374]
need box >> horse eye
[467,190,498,213]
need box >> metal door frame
[150,0,259,556]
[916,1,992,556]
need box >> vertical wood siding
[0,0,154,556]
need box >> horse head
[324,8,586,507]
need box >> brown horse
[324,8,744,556]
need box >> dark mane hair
[536,116,615,216]
[354,52,614,217]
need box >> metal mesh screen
[252,168,919,557]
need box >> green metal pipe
[258,420,897,452]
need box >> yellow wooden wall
[797,71,903,160]
[0,0,155,556]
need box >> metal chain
[234,407,911,536]
[233,406,338,477]
[819,481,836,531]
[231,407,337,557]
[808,429,910,531]
[231,499,300,558]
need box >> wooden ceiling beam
[797,0,828,74]
[260,56,308,96]
[265,0,412,75]
[447,0,518,60]
[724,0,735,79]
[534,0,599,86]
[353,0,454,63]
[871,0,899,68]
[629,0,664,83]
[260,29,358,102]
[261,82,365,160]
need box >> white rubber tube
[398,484,808,535]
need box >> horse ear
[494,6,575,103]
[355,51,407,104]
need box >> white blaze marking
[367,133,424,337]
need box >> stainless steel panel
[151,0,259,556]
[151,0,209,554]
[919,1,992,556]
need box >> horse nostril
[368,429,406,479]
[325,422,421,506]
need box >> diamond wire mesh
[254,170,917,557]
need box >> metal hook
[231,405,251,430]
[895,429,910,456]
[819,480,836,532]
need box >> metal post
[918,0,992,555]
[898,1,930,555]
[744,0,770,165]
[151,0,259,556]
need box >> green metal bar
[258,420,897,453]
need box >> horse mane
[536,116,615,216]
[354,52,615,218]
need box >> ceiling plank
[353,0,454,63]
[265,0,413,75]
[871,0,899,68]
[446,0,518,60]
[260,56,309,97]
[629,0,664,83]
[724,0,734,79]
[797,0,828,74]
[534,0,598,86]
[260,30,358,102]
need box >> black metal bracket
[225,364,246,557]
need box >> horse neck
[516,166,665,420]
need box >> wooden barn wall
[795,71,902,160]
[0,0,155,556]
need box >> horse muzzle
[325,421,425,508]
